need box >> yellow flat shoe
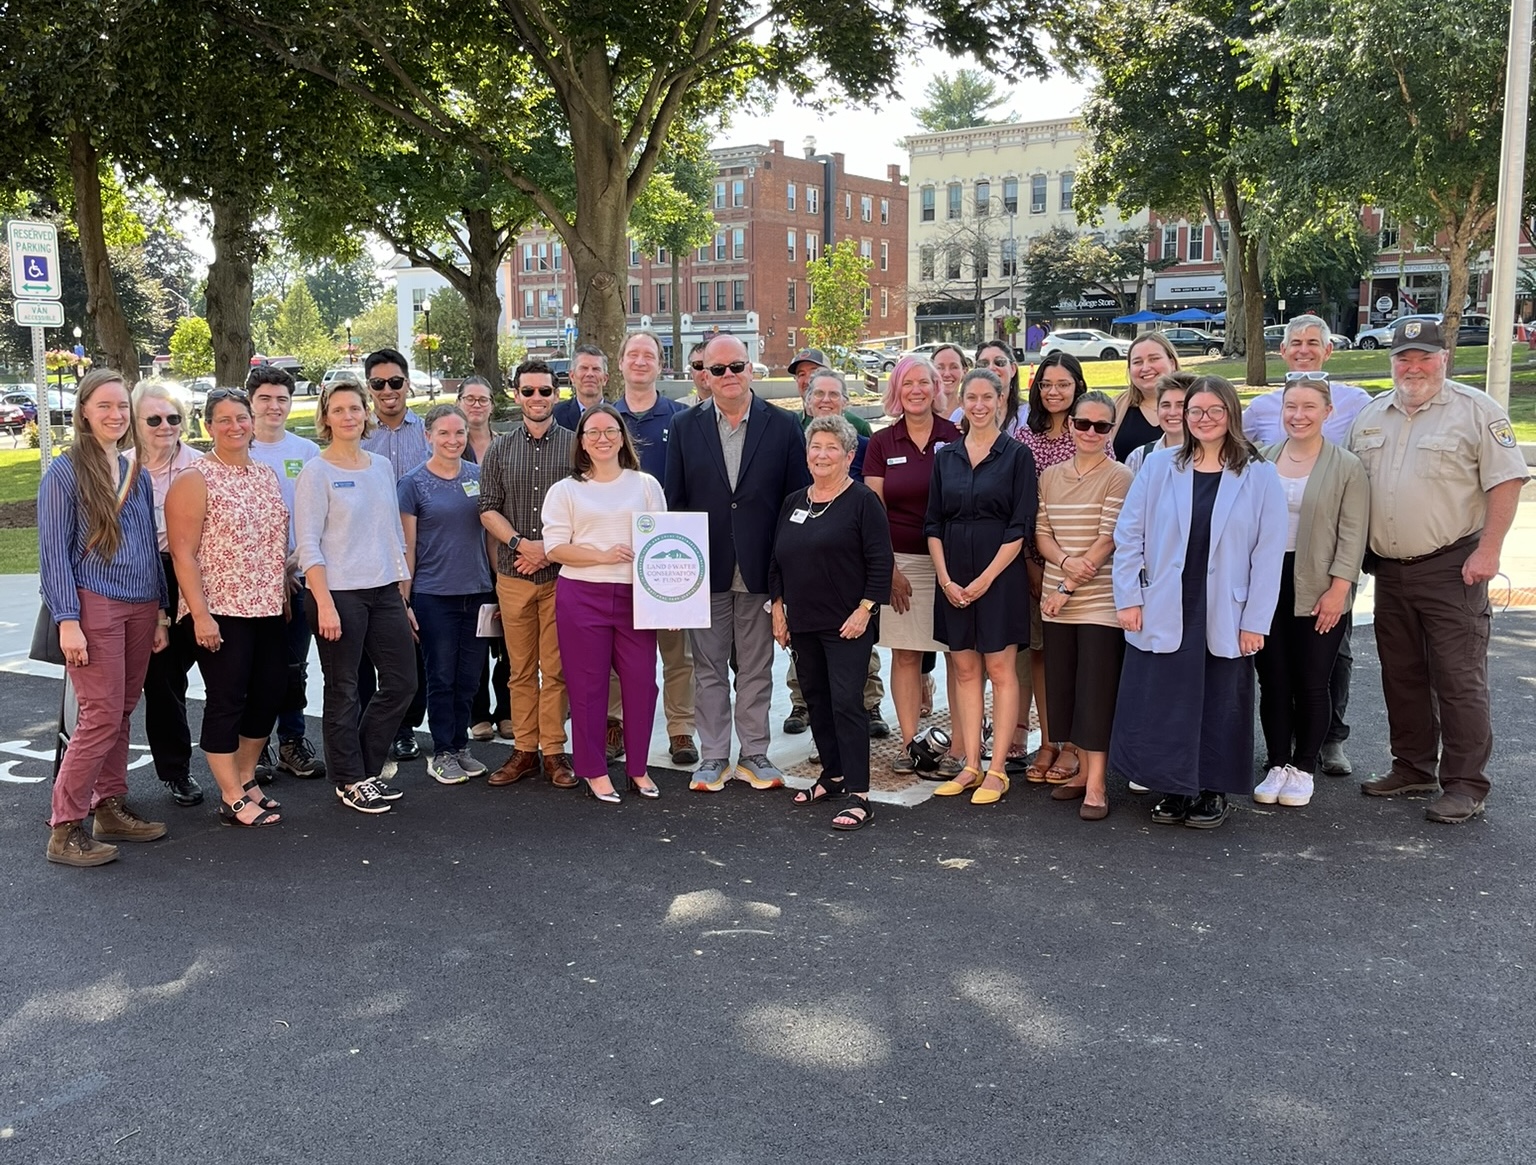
[971,769,1011,806]
[934,765,984,796]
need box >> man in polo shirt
[1349,318,1526,823]
[1241,313,1372,777]
[607,330,698,766]
[479,359,578,789]
[553,343,609,431]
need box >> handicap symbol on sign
[25,255,48,281]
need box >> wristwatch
[508,534,523,553]
[858,599,877,613]
[1055,582,1074,596]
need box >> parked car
[1354,314,1441,350]
[2,392,38,424]
[855,346,900,372]
[16,386,77,425]
[319,366,363,393]
[1039,329,1131,361]
[1157,327,1226,357]
[1358,313,1494,349]
[902,341,975,362]
[1261,324,1354,352]
[0,400,28,433]
[752,361,770,379]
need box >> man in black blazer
[551,343,609,431]
[665,333,810,792]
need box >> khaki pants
[496,573,566,752]
[609,627,695,736]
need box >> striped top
[38,451,167,623]
[1037,458,1134,627]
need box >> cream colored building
[906,118,1149,345]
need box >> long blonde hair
[68,369,139,559]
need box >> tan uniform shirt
[1348,379,1527,559]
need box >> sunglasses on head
[706,361,748,376]
[207,387,248,405]
[1070,417,1114,434]
[518,386,556,398]
[367,376,406,391]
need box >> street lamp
[421,298,434,400]
[345,318,353,365]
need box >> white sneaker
[1253,765,1288,804]
[1127,781,1149,794]
[1278,766,1314,807]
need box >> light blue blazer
[1111,448,1288,658]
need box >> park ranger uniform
[1348,323,1527,809]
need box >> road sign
[14,299,63,327]
[6,219,62,299]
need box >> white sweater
[541,470,667,584]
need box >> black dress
[923,433,1037,653]
[1109,469,1256,796]
[1112,407,1161,464]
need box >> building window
[1030,175,1047,214]
[541,288,563,317]
[628,285,640,314]
[862,287,872,316]
[1003,178,1018,215]
[919,245,935,281]
[697,241,710,263]
[552,242,564,271]
[844,192,852,219]
[1215,221,1230,259]
[787,280,796,312]
[732,179,745,207]
[714,181,726,209]
[733,280,745,311]
[787,230,796,262]
[860,239,872,260]
[523,289,536,316]
[921,186,936,222]
[880,198,889,225]
[975,180,990,217]
[698,282,710,313]
[976,248,989,279]
[656,246,668,265]
[880,288,889,318]
[1059,172,1075,212]
[880,240,888,271]
[806,233,818,262]
[714,231,727,261]
[1187,224,1205,262]
[787,327,797,349]
[1162,224,1179,260]
[808,186,819,214]
[1379,216,1400,251]
[1001,237,1017,278]
[947,183,963,220]
[654,283,667,313]
[715,280,727,311]
[787,182,796,210]
[732,228,745,260]
[861,195,872,222]
[946,248,962,280]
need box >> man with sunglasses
[553,343,609,431]
[479,359,578,789]
[687,340,712,403]
[665,333,811,791]
[245,364,326,781]
[359,348,430,761]
[607,331,697,767]
[1241,315,1372,778]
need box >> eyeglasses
[206,388,249,404]
[1284,371,1330,384]
[706,361,748,376]
[459,395,493,405]
[1185,405,1228,421]
[518,386,556,398]
[689,362,705,371]
[367,376,406,391]
[143,414,182,428]
[583,428,623,442]
[1070,417,1114,434]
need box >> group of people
[36,312,1525,865]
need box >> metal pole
[1485,0,1533,409]
[32,325,52,470]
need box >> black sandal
[793,778,845,806]
[831,797,873,830]
[219,797,281,828]
[242,779,280,811]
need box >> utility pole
[1484,0,1532,409]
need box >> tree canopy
[913,69,1017,133]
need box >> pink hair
[883,354,948,418]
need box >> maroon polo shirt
[864,414,962,554]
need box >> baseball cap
[788,348,828,373]
[1390,318,1448,354]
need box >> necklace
[1070,453,1110,480]
[209,447,249,470]
[806,476,852,517]
[1283,442,1320,464]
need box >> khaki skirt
[878,551,947,653]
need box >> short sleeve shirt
[1348,379,1528,559]
[399,462,493,596]
[864,414,962,554]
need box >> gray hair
[1282,314,1332,347]
[132,379,190,414]
[805,413,858,454]
[802,367,849,410]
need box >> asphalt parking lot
[2,614,1533,1164]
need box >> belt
[1377,530,1481,567]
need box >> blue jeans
[412,591,494,754]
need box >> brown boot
[543,752,578,789]
[47,821,120,867]
[91,796,168,843]
[488,749,541,787]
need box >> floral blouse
[179,457,289,620]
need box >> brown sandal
[1044,744,1082,785]
[1024,744,1059,784]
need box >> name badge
[462,479,481,497]
[886,455,908,465]
[284,459,304,478]
[789,509,809,524]
[333,480,356,489]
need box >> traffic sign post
[8,219,64,469]
[13,299,63,328]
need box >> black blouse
[768,482,894,634]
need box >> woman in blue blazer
[1110,375,1287,829]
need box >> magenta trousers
[52,590,159,826]
[554,577,657,779]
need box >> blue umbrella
[1111,310,1168,325]
[1165,307,1216,322]
[1211,311,1226,323]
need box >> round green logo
[636,532,706,602]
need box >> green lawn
[0,527,38,573]
[0,447,41,503]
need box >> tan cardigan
[1261,439,1370,616]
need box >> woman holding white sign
[543,405,667,803]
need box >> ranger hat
[1390,318,1448,354]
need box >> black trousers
[358,639,427,742]
[1256,554,1347,774]
[1325,607,1353,745]
[143,553,196,783]
[275,581,314,743]
[192,614,287,754]
[307,586,419,788]
[794,626,875,795]
[471,637,512,725]
[1041,621,1124,753]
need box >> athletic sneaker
[278,737,325,779]
[430,753,470,785]
[1127,781,1149,794]
[690,758,732,792]
[735,754,786,790]
[254,741,276,785]
[1253,765,1289,805]
[370,776,405,801]
[454,749,488,777]
[337,780,392,814]
[1278,766,1314,807]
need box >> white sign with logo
[1375,296,1393,313]
[632,511,711,629]
[7,219,62,299]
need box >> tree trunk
[67,131,139,385]
[559,99,630,389]
[1242,236,1267,388]
[462,207,504,382]
[1205,186,1244,360]
[206,196,257,388]
[670,251,682,373]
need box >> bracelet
[1059,553,1070,568]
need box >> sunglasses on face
[1070,418,1114,434]
[707,361,748,376]
[518,386,556,398]
[689,362,705,371]
[144,414,182,428]
[368,376,406,391]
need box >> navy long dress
[1109,469,1256,796]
